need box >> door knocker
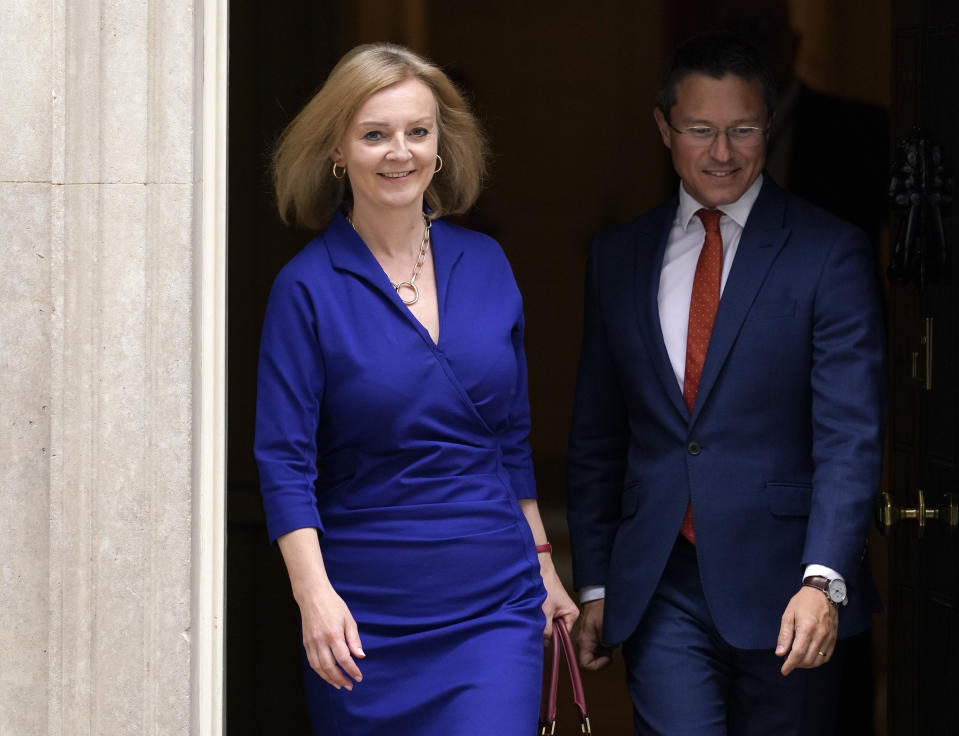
[887,128,953,291]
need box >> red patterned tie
[679,208,724,545]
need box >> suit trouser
[622,536,843,736]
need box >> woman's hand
[539,552,580,640]
[517,498,580,639]
[277,528,365,690]
[297,583,366,690]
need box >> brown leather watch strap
[802,575,830,593]
[802,575,842,607]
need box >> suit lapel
[689,179,791,424]
[632,198,690,420]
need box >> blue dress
[254,213,546,735]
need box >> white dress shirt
[579,175,842,605]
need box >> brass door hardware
[910,317,933,390]
[876,489,959,537]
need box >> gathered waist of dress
[320,494,525,541]
[316,442,518,509]
[319,442,501,482]
[323,467,516,511]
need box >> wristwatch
[802,575,848,607]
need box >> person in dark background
[256,42,577,735]
[567,31,886,734]
[730,3,889,247]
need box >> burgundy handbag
[539,619,592,735]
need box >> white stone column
[0,0,225,733]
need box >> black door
[882,2,959,733]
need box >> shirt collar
[677,173,764,231]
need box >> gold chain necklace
[347,213,431,305]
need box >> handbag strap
[539,619,592,735]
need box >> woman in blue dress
[255,43,578,735]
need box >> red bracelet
[535,543,552,554]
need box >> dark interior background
[227,2,892,733]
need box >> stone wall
[0,1,217,733]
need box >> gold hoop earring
[434,155,443,173]
[332,162,346,179]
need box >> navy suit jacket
[566,178,886,649]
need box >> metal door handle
[876,489,958,537]
[910,317,933,390]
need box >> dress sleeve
[500,304,537,500]
[254,268,326,543]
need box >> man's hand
[575,599,614,671]
[776,586,839,675]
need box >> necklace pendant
[394,280,419,305]
[350,211,430,307]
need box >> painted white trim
[193,0,228,732]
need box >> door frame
[193,0,228,732]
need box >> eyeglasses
[666,120,768,147]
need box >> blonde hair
[273,43,488,232]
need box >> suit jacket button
[687,441,702,456]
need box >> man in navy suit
[567,31,886,734]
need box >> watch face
[827,579,847,603]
